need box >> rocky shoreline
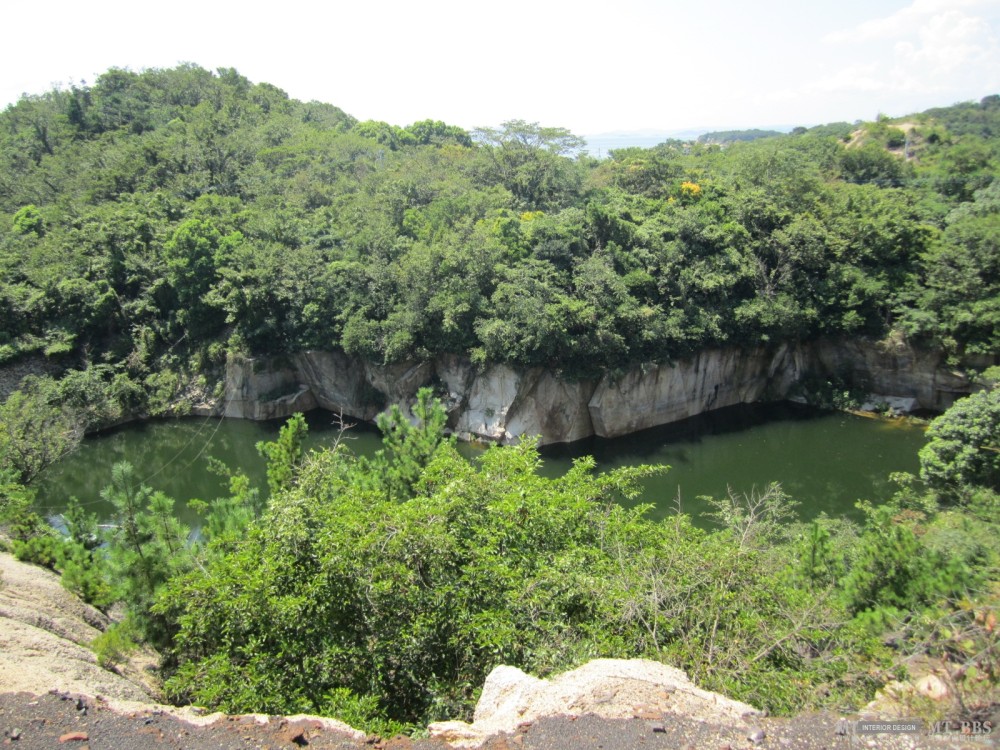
[0,339,986,447]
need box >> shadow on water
[540,401,827,464]
[35,401,927,530]
[539,401,927,525]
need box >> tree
[11,204,43,236]
[403,119,471,147]
[369,387,448,500]
[256,412,308,496]
[840,142,908,186]
[471,121,585,209]
[102,461,190,643]
[0,466,44,541]
[352,120,415,150]
[162,218,225,336]
[0,380,82,483]
[919,388,1000,496]
[473,120,585,155]
[903,187,1000,356]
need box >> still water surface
[36,403,927,527]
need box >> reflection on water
[539,403,926,521]
[36,402,927,528]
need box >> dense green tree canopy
[0,65,997,398]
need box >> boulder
[428,658,761,748]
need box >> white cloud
[767,63,882,102]
[825,0,997,43]
[796,0,1000,105]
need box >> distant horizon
[581,124,792,140]
[7,63,993,148]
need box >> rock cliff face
[218,340,981,445]
[0,551,158,702]
[588,344,803,438]
[808,339,979,412]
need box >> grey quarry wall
[218,339,981,445]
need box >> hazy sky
[3,0,998,135]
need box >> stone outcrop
[589,344,802,438]
[217,339,982,445]
[222,357,317,421]
[428,659,762,748]
[0,551,158,702]
[808,339,981,412]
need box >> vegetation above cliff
[0,66,997,412]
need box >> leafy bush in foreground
[154,400,888,729]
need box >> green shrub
[12,533,64,570]
[920,388,1000,497]
[60,543,115,609]
[155,400,890,729]
[92,621,139,670]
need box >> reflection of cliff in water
[541,402,823,463]
[36,402,925,530]
[539,402,926,523]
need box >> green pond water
[35,402,928,529]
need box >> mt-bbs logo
[930,720,994,736]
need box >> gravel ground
[3,692,996,750]
[0,692,448,750]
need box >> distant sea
[581,124,796,158]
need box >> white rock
[0,551,157,702]
[915,674,949,701]
[589,346,799,438]
[428,658,761,748]
[220,339,978,445]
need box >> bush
[920,388,1000,497]
[156,401,889,729]
[12,533,64,570]
[92,621,139,671]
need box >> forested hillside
[1,65,997,401]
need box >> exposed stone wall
[806,339,983,412]
[589,344,802,438]
[218,340,980,445]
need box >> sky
[2,0,999,137]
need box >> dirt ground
[3,691,997,750]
